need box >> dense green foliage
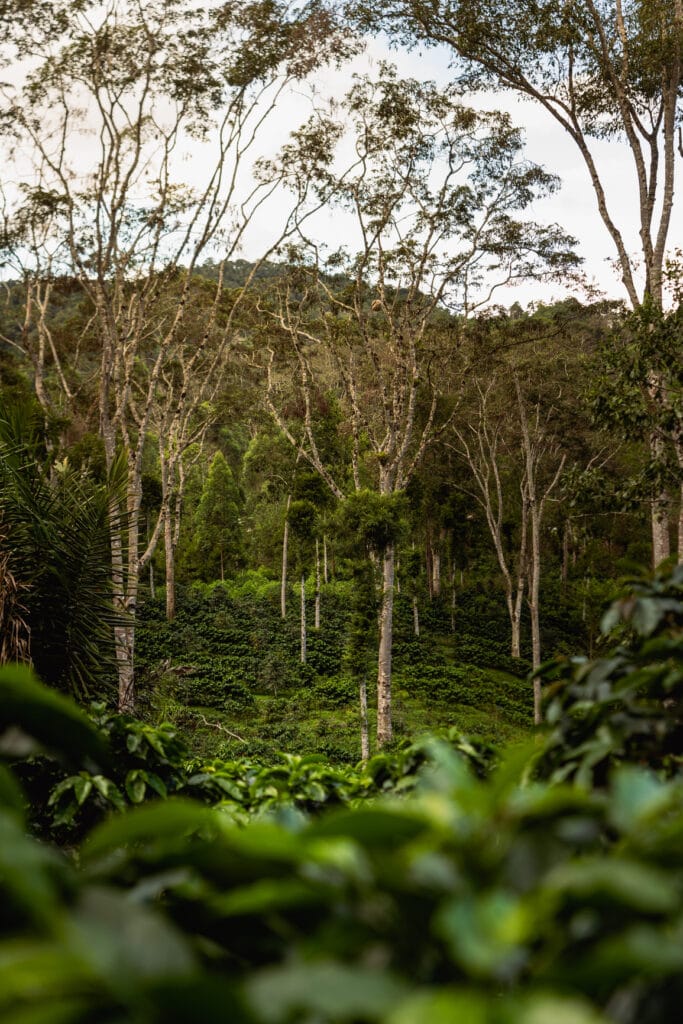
[1,574,683,1021]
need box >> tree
[592,298,683,560]
[1,0,349,709]
[0,399,120,696]
[194,451,244,584]
[359,0,683,566]
[264,65,577,745]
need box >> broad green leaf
[125,769,147,804]
[0,666,109,768]
[0,812,64,925]
[609,767,673,833]
[64,885,196,982]
[0,943,89,1010]
[544,858,678,913]
[91,776,125,812]
[208,878,319,916]
[309,806,428,846]
[0,764,26,821]
[504,993,608,1024]
[82,800,215,863]
[244,961,407,1022]
[435,892,532,980]
[73,774,93,807]
[387,988,489,1024]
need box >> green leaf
[82,800,215,863]
[631,597,664,636]
[504,993,608,1024]
[73,774,93,807]
[244,961,407,1022]
[91,776,125,812]
[0,666,109,768]
[125,769,147,804]
[387,989,489,1024]
[309,807,428,846]
[0,764,26,822]
[435,892,533,981]
[544,858,678,913]
[609,767,673,833]
[0,813,64,926]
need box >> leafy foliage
[4,660,683,1021]
[0,401,119,695]
[537,565,683,785]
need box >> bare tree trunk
[561,520,570,584]
[315,538,321,629]
[106,440,140,712]
[652,492,671,567]
[450,562,456,633]
[359,676,369,762]
[412,595,420,637]
[323,534,329,583]
[164,504,175,622]
[147,514,156,599]
[529,506,542,724]
[281,495,291,620]
[510,585,524,660]
[300,572,306,664]
[425,539,434,601]
[376,541,395,747]
[432,550,441,597]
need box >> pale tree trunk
[412,595,420,637]
[561,520,570,584]
[147,515,156,599]
[651,462,671,567]
[425,540,434,601]
[450,561,456,633]
[432,548,441,598]
[376,541,395,747]
[104,427,142,712]
[510,583,524,660]
[652,505,671,567]
[164,504,175,622]
[110,525,138,712]
[300,572,306,664]
[314,538,321,629]
[281,495,291,620]
[451,404,528,663]
[528,504,542,724]
[513,377,566,724]
[359,676,370,762]
[323,535,329,583]
[110,497,136,713]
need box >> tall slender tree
[265,65,578,745]
[2,0,349,709]
[359,0,683,565]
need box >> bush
[5,665,683,1022]
[536,565,683,786]
[173,657,255,713]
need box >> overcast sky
[6,27,679,310]
[235,34,681,310]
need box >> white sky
[5,29,680,310]
[236,35,680,309]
